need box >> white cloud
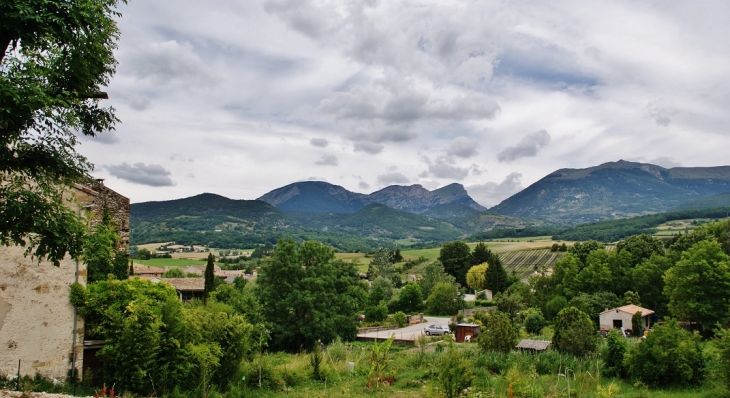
[467,172,523,207]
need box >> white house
[599,304,654,332]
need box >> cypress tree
[204,253,216,302]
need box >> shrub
[437,344,473,398]
[523,309,546,335]
[326,336,347,362]
[551,306,597,358]
[364,301,388,322]
[545,295,568,319]
[602,328,627,378]
[478,311,517,353]
[392,311,408,328]
[626,319,704,387]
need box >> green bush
[602,328,627,378]
[551,306,598,358]
[523,311,546,335]
[364,301,389,322]
[437,344,473,398]
[392,311,408,328]
[626,319,704,387]
[478,311,517,353]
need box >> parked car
[424,324,450,336]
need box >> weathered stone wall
[0,183,128,380]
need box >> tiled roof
[600,305,655,316]
[516,339,551,351]
[161,278,205,291]
[133,265,164,274]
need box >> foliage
[482,246,510,294]
[256,239,363,351]
[630,254,671,315]
[663,239,730,330]
[523,309,546,335]
[568,291,620,328]
[623,290,641,306]
[626,319,704,387]
[632,312,643,337]
[418,261,456,299]
[392,311,407,328]
[203,253,216,302]
[367,335,395,389]
[84,211,127,282]
[0,0,123,265]
[545,295,568,320]
[552,306,598,358]
[426,282,461,316]
[364,301,388,322]
[616,234,665,266]
[712,328,730,392]
[602,328,627,378]
[466,263,488,290]
[439,240,473,286]
[437,343,473,398]
[396,282,423,313]
[164,267,186,278]
[366,248,396,281]
[309,341,324,381]
[368,276,395,305]
[478,311,518,353]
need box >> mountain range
[129,160,730,248]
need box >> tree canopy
[439,240,473,287]
[0,0,123,265]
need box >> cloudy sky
[82,0,730,206]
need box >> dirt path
[0,390,91,398]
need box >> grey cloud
[90,131,120,145]
[170,154,194,162]
[377,172,410,185]
[447,136,479,158]
[644,103,673,126]
[310,138,329,147]
[354,142,384,154]
[120,40,214,87]
[423,156,469,180]
[106,162,175,187]
[466,172,523,207]
[359,181,370,190]
[314,154,339,166]
[497,130,551,163]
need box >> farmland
[498,249,565,278]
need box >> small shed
[161,278,205,302]
[516,339,551,352]
[455,323,481,343]
[599,305,654,332]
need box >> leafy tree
[559,243,568,252]
[574,249,613,293]
[439,241,473,287]
[712,328,730,392]
[545,295,568,320]
[664,240,730,331]
[626,319,704,387]
[523,308,546,335]
[0,0,123,265]
[602,328,627,378]
[623,290,641,306]
[478,311,517,353]
[364,301,388,322]
[552,306,598,358]
[616,234,665,266]
[465,263,488,291]
[163,267,185,278]
[569,240,603,267]
[368,276,395,306]
[397,282,424,313]
[471,242,491,265]
[630,254,671,315]
[418,261,455,299]
[257,239,361,351]
[203,253,216,303]
[568,291,620,328]
[393,247,403,262]
[426,282,461,316]
[495,282,530,320]
[481,247,510,294]
[367,248,396,281]
[550,254,580,299]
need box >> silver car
[424,324,450,336]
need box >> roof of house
[161,278,205,291]
[133,265,165,274]
[600,305,655,317]
[516,339,551,351]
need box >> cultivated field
[499,249,565,277]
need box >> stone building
[0,180,129,381]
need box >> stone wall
[0,183,128,380]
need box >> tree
[397,282,424,313]
[471,242,491,265]
[616,234,665,266]
[713,328,730,392]
[439,241,473,287]
[418,261,455,299]
[632,311,643,337]
[523,308,546,335]
[552,306,598,358]
[623,290,641,306]
[465,263,488,291]
[393,247,403,262]
[478,311,517,353]
[367,248,396,281]
[574,249,613,293]
[1,0,123,265]
[426,282,461,316]
[663,240,730,331]
[257,239,361,351]
[630,254,671,315]
[438,344,473,398]
[626,319,704,387]
[368,276,395,306]
[204,253,216,303]
[569,240,603,267]
[602,328,627,378]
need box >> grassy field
[132,258,208,267]
[652,217,723,237]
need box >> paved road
[357,316,452,341]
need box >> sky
[81,0,730,206]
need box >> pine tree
[204,253,216,303]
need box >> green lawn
[132,258,208,267]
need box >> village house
[0,180,129,381]
[599,304,655,333]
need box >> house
[161,278,205,301]
[599,305,655,332]
[0,180,128,380]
